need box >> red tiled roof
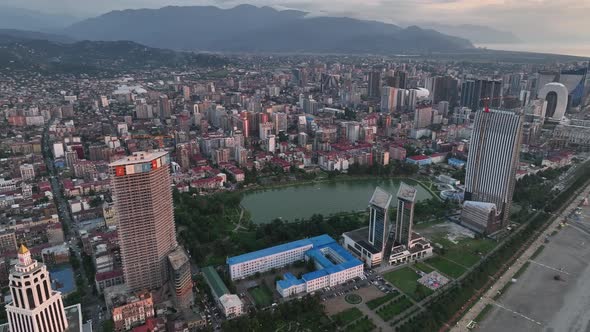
[409,155,430,161]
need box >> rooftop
[167,246,190,271]
[369,186,393,210]
[202,266,230,299]
[343,227,382,254]
[227,234,334,266]
[397,182,417,202]
[109,151,168,167]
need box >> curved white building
[538,82,568,121]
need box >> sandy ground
[479,202,590,332]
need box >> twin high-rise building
[367,187,393,253]
[343,185,432,268]
[464,109,524,232]
[6,245,68,332]
[109,151,178,292]
[394,183,417,247]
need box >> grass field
[249,283,274,308]
[332,307,363,326]
[366,293,397,310]
[413,262,434,273]
[425,256,466,279]
[376,296,413,321]
[344,317,375,332]
[431,236,497,268]
[384,267,433,301]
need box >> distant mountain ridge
[0,29,75,44]
[0,36,228,75]
[419,23,521,44]
[64,4,474,54]
[0,7,79,31]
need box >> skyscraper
[394,183,417,247]
[368,187,393,253]
[465,109,523,228]
[6,245,68,332]
[109,151,177,291]
[432,76,459,106]
[159,95,171,119]
[460,80,476,109]
[475,79,503,110]
[368,71,382,99]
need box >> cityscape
[0,2,589,332]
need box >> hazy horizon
[1,1,589,57]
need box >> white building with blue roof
[227,235,363,298]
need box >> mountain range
[63,5,474,54]
[419,23,521,44]
[0,30,227,75]
[0,7,79,32]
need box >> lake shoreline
[241,176,434,224]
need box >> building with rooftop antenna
[464,109,523,231]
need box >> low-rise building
[112,291,155,332]
[201,266,243,319]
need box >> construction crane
[480,95,522,112]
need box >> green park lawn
[249,284,274,308]
[424,256,466,279]
[344,317,376,332]
[431,236,497,267]
[376,296,413,321]
[366,293,397,310]
[413,262,434,273]
[384,267,433,301]
[332,307,363,326]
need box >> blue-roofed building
[448,158,466,168]
[227,234,335,280]
[227,235,363,298]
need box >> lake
[241,179,432,224]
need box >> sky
[4,0,590,44]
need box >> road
[451,184,590,332]
[42,119,105,330]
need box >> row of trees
[174,190,366,265]
[222,295,334,331]
[398,163,590,331]
[397,211,550,331]
[513,166,570,209]
[347,160,419,177]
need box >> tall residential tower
[109,151,177,292]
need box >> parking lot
[479,202,590,332]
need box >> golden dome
[18,244,29,254]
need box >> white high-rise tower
[6,245,68,332]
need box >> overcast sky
[5,0,589,43]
